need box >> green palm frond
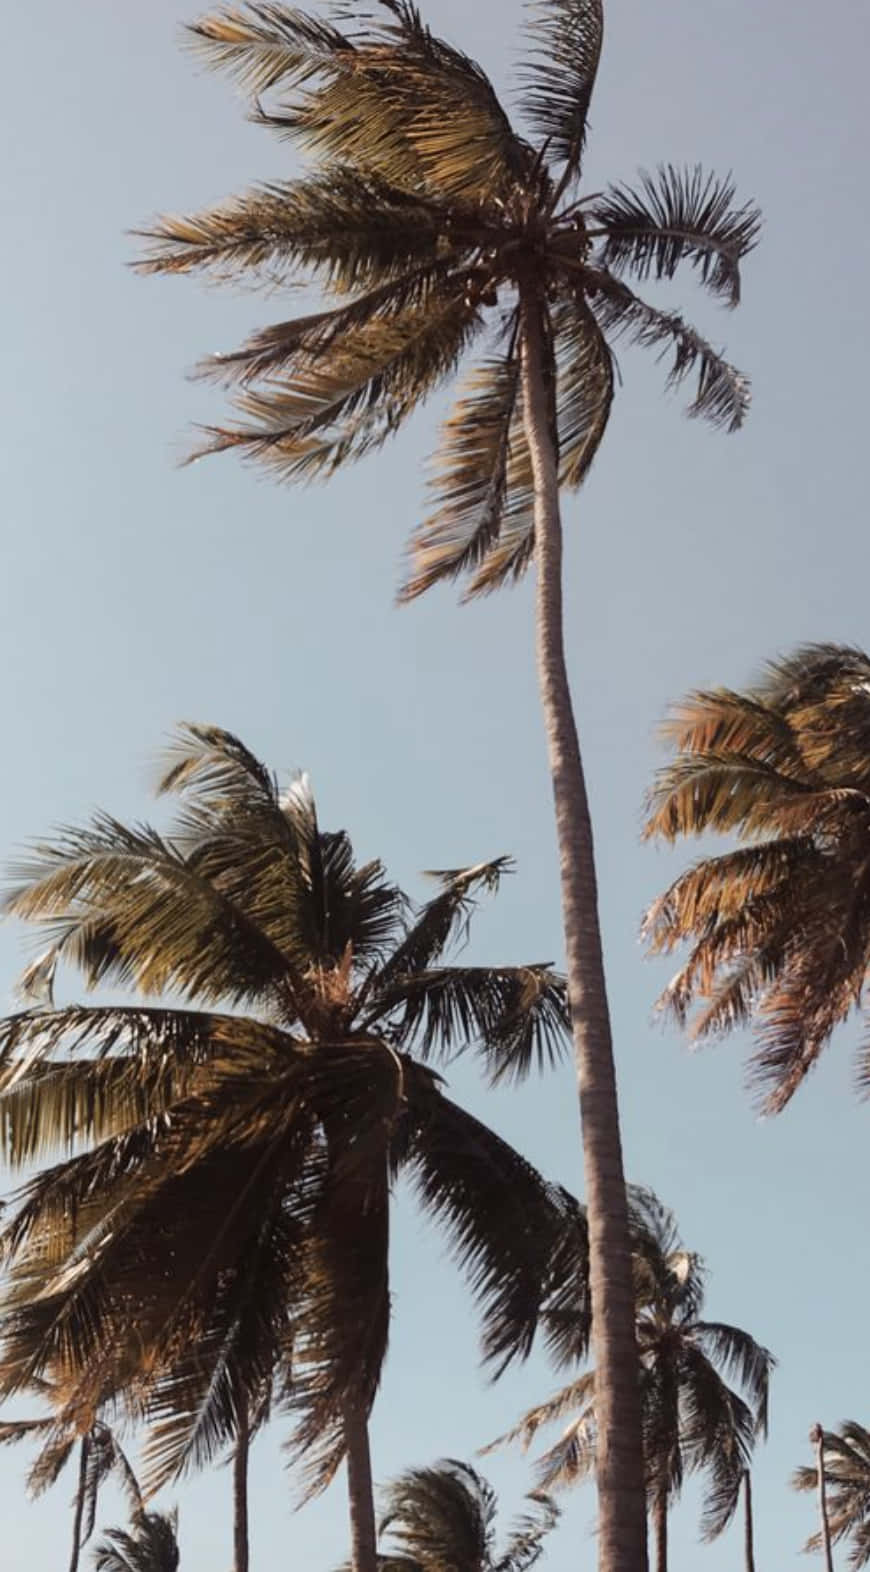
[589,274,751,430]
[404,1072,570,1375]
[377,963,570,1082]
[379,1459,496,1569]
[589,167,761,306]
[92,1510,179,1572]
[518,0,603,175]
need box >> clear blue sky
[2,1,869,1567]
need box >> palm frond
[92,1510,179,1572]
[399,351,529,601]
[378,963,570,1082]
[498,1489,560,1572]
[517,0,603,175]
[484,1373,595,1457]
[691,1322,774,1434]
[134,168,447,287]
[405,1070,570,1375]
[186,291,482,480]
[551,297,613,486]
[590,272,751,430]
[379,1459,495,1570]
[590,166,761,306]
[372,858,512,988]
[186,3,353,96]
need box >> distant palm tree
[0,1412,141,1572]
[0,725,573,1572]
[92,1510,180,1572]
[136,10,760,1567]
[794,1422,870,1569]
[488,1192,772,1572]
[643,644,870,1113]
[353,1458,557,1572]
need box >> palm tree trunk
[519,287,647,1572]
[652,1492,668,1572]
[743,1469,756,1572]
[68,1436,89,1572]
[344,1398,378,1572]
[233,1398,250,1572]
[811,1424,834,1572]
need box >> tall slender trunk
[68,1436,89,1572]
[344,1398,378,1572]
[743,1469,756,1572]
[652,1492,668,1572]
[519,288,647,1572]
[233,1397,250,1572]
[811,1424,834,1572]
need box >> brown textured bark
[520,288,648,1572]
[812,1424,835,1572]
[743,1469,756,1572]
[233,1398,250,1572]
[344,1399,378,1572]
[68,1436,89,1572]
[652,1492,668,1572]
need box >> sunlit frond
[186,3,353,96]
[589,167,761,306]
[551,297,614,487]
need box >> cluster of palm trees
[2,1,869,1569]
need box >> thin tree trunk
[811,1424,834,1572]
[68,1436,89,1572]
[344,1399,378,1572]
[652,1492,668,1572]
[743,1469,756,1572]
[233,1397,250,1572]
[519,287,647,1572]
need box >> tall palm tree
[487,1192,772,1572]
[350,1457,558,1572]
[0,1411,142,1572]
[0,725,575,1572]
[135,11,760,1566]
[92,1510,180,1572]
[794,1422,870,1570]
[643,643,870,1113]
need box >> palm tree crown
[136,0,759,597]
[488,1191,773,1565]
[92,1510,180,1572]
[643,643,870,1112]
[0,725,573,1506]
[362,1457,558,1572]
[794,1422,870,1569]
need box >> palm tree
[350,1457,558,1572]
[0,724,575,1572]
[134,11,760,1565]
[92,1510,180,1572]
[794,1422,870,1570]
[487,1192,772,1572]
[0,1411,141,1572]
[643,643,870,1113]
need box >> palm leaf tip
[518,0,604,175]
[591,166,761,307]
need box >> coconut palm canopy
[488,1191,773,1545]
[93,1510,180,1572]
[643,644,870,1112]
[135,0,760,599]
[794,1423,870,1570]
[0,724,577,1500]
[352,1458,558,1572]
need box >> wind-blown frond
[186,3,354,96]
[590,273,751,430]
[376,963,570,1082]
[590,167,761,306]
[518,0,603,175]
[92,1510,179,1572]
[187,292,482,478]
[552,298,614,486]
[379,1459,496,1569]
[792,1423,870,1569]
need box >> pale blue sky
[2,1,869,1568]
